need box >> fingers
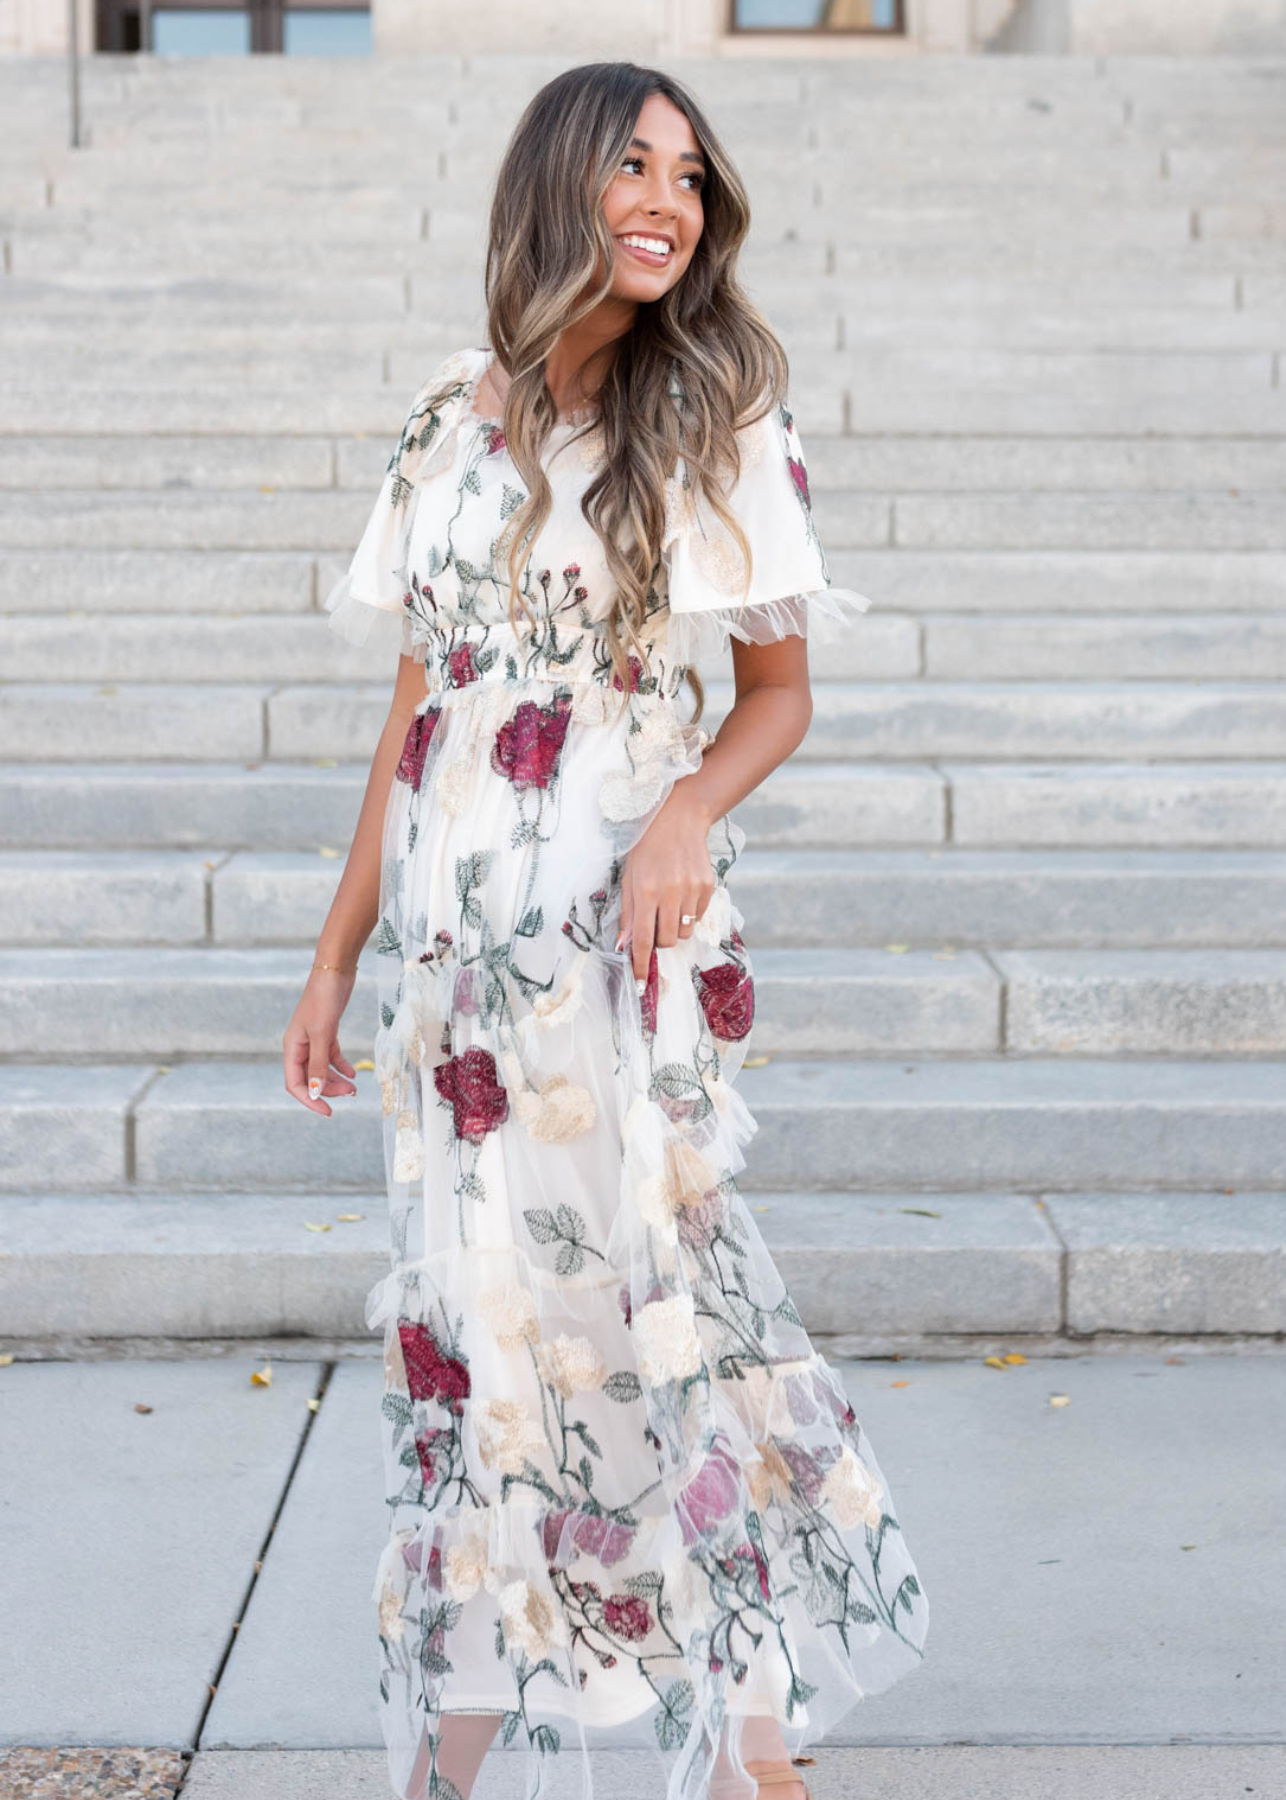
[283,1025,356,1117]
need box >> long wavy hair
[417,60,792,726]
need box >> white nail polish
[308,1077,323,1099]
[635,977,646,996]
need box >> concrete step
[7,484,1286,556]
[6,760,1285,852]
[7,430,1284,493]
[6,846,1286,949]
[3,1056,1282,1195]
[5,546,1284,618]
[5,945,1285,1062]
[6,610,1285,685]
[8,679,1282,763]
[2,1186,1281,1339]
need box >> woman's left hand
[617,783,716,987]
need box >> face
[599,92,706,299]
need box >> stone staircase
[2,50,1284,1347]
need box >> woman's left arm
[617,633,812,984]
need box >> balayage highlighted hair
[420,59,793,725]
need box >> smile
[618,234,674,266]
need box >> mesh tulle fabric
[323,348,927,1800]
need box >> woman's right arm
[282,650,430,1116]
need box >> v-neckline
[464,350,599,432]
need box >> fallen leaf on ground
[354,1059,375,1070]
[337,1211,365,1222]
[1002,1352,1027,1364]
[304,1221,332,1232]
[984,1355,1006,1368]
[891,1379,910,1388]
[1049,1393,1070,1407]
[900,1205,942,1218]
[251,1364,273,1386]
[742,1054,771,1068]
[318,845,340,858]
[307,1397,320,1412]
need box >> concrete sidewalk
[1,1347,1283,1798]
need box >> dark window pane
[734,0,899,26]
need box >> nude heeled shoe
[743,1755,816,1800]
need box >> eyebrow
[629,135,706,167]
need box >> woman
[283,60,928,1800]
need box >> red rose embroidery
[734,1540,772,1603]
[398,1320,471,1411]
[611,654,646,694]
[395,708,440,790]
[491,694,573,791]
[697,959,755,1041]
[603,1594,653,1642]
[787,454,811,510]
[447,643,479,686]
[414,1424,448,1485]
[679,1442,742,1543]
[485,425,505,456]
[433,1045,508,1144]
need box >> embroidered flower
[538,1333,606,1399]
[696,959,755,1043]
[511,1071,596,1143]
[747,1440,795,1511]
[497,1578,567,1659]
[821,1445,885,1530]
[664,1136,719,1209]
[433,1045,508,1145]
[603,1593,653,1642]
[678,1440,743,1543]
[637,947,660,1035]
[377,1576,406,1643]
[491,693,573,791]
[478,1281,540,1352]
[414,1423,448,1486]
[397,1320,471,1411]
[531,957,585,1029]
[447,642,480,686]
[787,452,811,511]
[599,763,665,823]
[393,1108,424,1183]
[395,708,440,790]
[476,1398,545,1475]
[444,1532,489,1601]
[611,654,647,695]
[383,1323,408,1394]
[633,1293,703,1386]
[435,752,474,816]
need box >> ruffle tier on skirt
[359,622,929,1800]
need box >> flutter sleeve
[322,347,478,663]
[660,393,872,667]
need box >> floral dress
[323,346,929,1800]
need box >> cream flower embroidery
[380,1071,400,1117]
[531,958,585,1029]
[631,701,678,760]
[377,1575,407,1643]
[600,763,666,822]
[510,1071,596,1143]
[478,1282,540,1352]
[822,1445,885,1531]
[633,1293,704,1386]
[537,1333,606,1399]
[476,1399,545,1475]
[383,1323,409,1394]
[694,887,731,948]
[436,754,473,816]
[635,1173,678,1242]
[692,518,748,597]
[497,1577,567,1659]
[661,473,695,553]
[571,683,607,726]
[664,1137,719,1210]
[444,1531,489,1602]
[393,1109,424,1183]
[747,1440,795,1511]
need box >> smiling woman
[286,58,928,1800]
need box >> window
[97,0,372,54]
[730,0,903,31]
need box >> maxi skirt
[362,641,929,1800]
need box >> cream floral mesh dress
[324,346,929,1800]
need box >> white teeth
[621,235,672,255]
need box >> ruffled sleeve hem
[661,583,872,668]
[323,571,428,664]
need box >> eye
[621,153,705,192]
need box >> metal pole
[67,0,82,148]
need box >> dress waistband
[414,619,689,700]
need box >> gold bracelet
[312,960,356,975]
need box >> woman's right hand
[283,967,359,1116]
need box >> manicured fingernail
[635,976,646,996]
[308,1077,323,1099]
